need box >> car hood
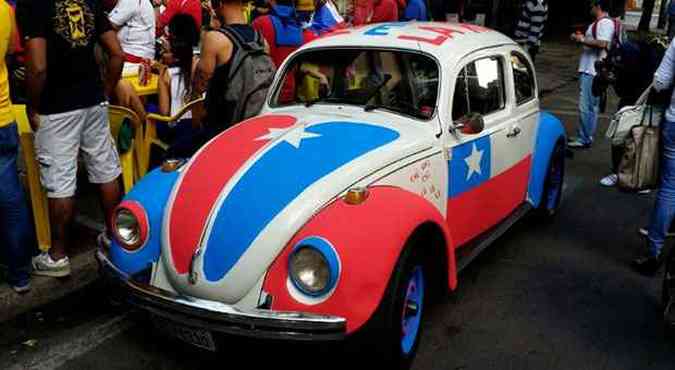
[160,111,435,304]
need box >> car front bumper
[95,250,347,341]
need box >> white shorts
[35,103,122,198]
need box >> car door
[507,51,540,202]
[445,50,530,247]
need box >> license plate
[152,316,216,351]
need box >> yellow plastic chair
[143,97,205,172]
[107,105,145,193]
[13,105,51,252]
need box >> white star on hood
[464,143,484,180]
[255,126,321,149]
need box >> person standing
[170,0,274,157]
[17,0,124,277]
[514,0,548,63]
[634,38,675,275]
[568,0,616,149]
[108,0,156,62]
[0,1,32,293]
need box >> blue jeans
[0,123,32,286]
[648,121,675,257]
[577,73,600,145]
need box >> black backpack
[205,26,276,127]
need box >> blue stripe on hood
[203,122,399,282]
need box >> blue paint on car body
[527,111,566,208]
[110,168,180,276]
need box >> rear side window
[452,56,505,120]
[511,52,535,104]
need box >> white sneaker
[600,174,618,187]
[32,253,71,277]
[568,139,591,149]
[638,189,652,195]
[638,227,675,238]
[11,282,31,294]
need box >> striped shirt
[514,0,548,48]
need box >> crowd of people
[3,0,674,303]
[0,0,435,294]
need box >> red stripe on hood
[167,115,297,274]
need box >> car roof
[303,22,517,62]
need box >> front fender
[110,168,179,276]
[262,186,455,334]
[528,111,566,207]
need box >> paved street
[2,40,675,370]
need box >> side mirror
[453,113,485,135]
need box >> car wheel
[662,248,675,335]
[353,245,426,369]
[536,140,565,220]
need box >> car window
[271,49,439,120]
[452,56,505,121]
[511,52,535,104]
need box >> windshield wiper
[363,74,393,111]
[305,96,326,108]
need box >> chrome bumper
[95,250,347,341]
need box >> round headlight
[289,247,330,295]
[115,208,140,247]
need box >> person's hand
[27,108,40,132]
[318,74,329,88]
[572,32,584,43]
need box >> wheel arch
[528,111,566,208]
[261,186,457,334]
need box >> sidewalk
[0,198,104,323]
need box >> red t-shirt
[352,0,373,26]
[252,15,318,103]
[158,0,202,35]
[371,0,399,23]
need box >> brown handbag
[618,106,661,191]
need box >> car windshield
[271,48,440,120]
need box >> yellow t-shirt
[0,2,15,127]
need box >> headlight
[289,247,330,295]
[115,209,140,245]
[288,237,341,298]
[112,201,148,251]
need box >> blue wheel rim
[401,266,424,355]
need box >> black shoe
[632,255,663,276]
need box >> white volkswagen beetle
[98,22,566,368]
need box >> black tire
[349,244,426,369]
[535,140,566,220]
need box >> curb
[0,251,100,323]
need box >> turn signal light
[344,187,369,205]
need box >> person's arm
[157,67,171,116]
[108,0,134,31]
[190,31,231,100]
[24,38,47,128]
[99,31,124,99]
[655,40,675,92]
[574,19,612,50]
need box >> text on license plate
[152,316,216,351]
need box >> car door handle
[507,127,522,138]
